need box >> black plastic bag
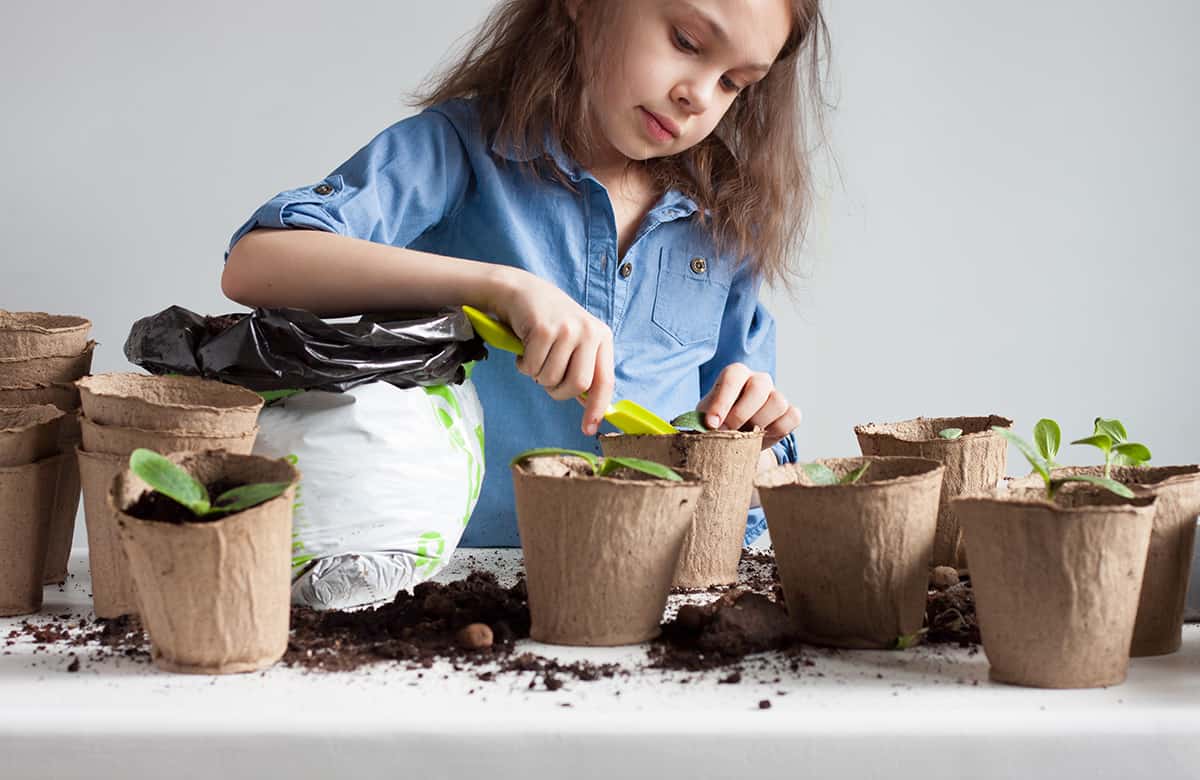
[124,305,487,393]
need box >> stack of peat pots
[74,373,263,619]
[0,311,95,587]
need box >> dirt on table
[925,570,980,646]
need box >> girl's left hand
[697,363,802,449]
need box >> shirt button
[313,183,333,195]
[619,262,633,279]
[690,257,707,274]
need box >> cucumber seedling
[511,448,683,481]
[992,419,1133,499]
[1070,417,1152,479]
[129,448,292,518]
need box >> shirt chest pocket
[651,249,733,346]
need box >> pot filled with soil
[0,404,64,467]
[0,311,92,359]
[0,383,86,584]
[0,453,66,616]
[599,429,762,587]
[955,485,1156,688]
[1011,464,1200,658]
[109,449,299,674]
[511,451,703,646]
[756,456,944,649]
[855,415,1012,568]
[77,373,263,435]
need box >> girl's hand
[489,270,614,437]
[697,363,801,449]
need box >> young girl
[222,0,827,547]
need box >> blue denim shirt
[229,99,798,547]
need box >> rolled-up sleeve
[227,107,473,257]
[699,262,799,468]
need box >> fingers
[761,403,803,448]
[697,363,751,429]
[580,337,614,436]
[723,373,775,432]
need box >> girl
[222,0,827,547]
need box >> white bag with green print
[251,379,484,610]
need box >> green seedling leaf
[1070,433,1113,455]
[1053,474,1135,499]
[258,389,303,404]
[1094,417,1128,444]
[800,462,839,486]
[894,630,926,650]
[510,447,601,473]
[992,427,1050,483]
[938,428,963,440]
[1033,418,1061,464]
[597,456,683,481]
[129,448,210,515]
[1113,442,1152,465]
[670,410,711,433]
[211,482,293,514]
[841,462,871,485]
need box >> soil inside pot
[124,479,244,524]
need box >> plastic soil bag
[126,306,487,609]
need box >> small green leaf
[510,448,601,473]
[598,456,683,481]
[129,449,210,515]
[800,462,839,486]
[670,410,711,433]
[257,389,303,403]
[1094,418,1128,444]
[1070,434,1113,455]
[993,427,1050,483]
[938,428,963,440]
[1113,442,1151,465]
[1033,419,1061,463]
[894,630,926,650]
[1054,474,1135,499]
[840,462,871,485]
[211,482,293,514]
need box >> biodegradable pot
[42,412,82,584]
[76,448,140,617]
[855,415,1012,568]
[77,373,263,435]
[955,486,1156,688]
[110,450,299,674]
[0,382,81,411]
[0,311,91,359]
[512,456,703,646]
[0,404,65,467]
[1011,465,1200,658]
[600,429,763,588]
[757,457,945,649]
[0,454,65,616]
[79,415,258,456]
[0,342,95,385]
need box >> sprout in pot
[126,448,292,523]
[993,419,1133,499]
[1070,417,1152,479]
[511,447,682,481]
[800,461,870,485]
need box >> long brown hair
[415,0,829,286]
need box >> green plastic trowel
[462,305,676,435]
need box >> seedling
[129,448,292,518]
[801,461,871,486]
[1070,417,1152,479]
[670,410,712,433]
[992,419,1134,499]
[511,448,683,481]
[938,428,963,440]
[894,629,926,650]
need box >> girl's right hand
[488,269,614,437]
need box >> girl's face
[583,0,793,167]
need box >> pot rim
[756,455,945,491]
[77,373,263,414]
[854,415,1014,442]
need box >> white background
[3,0,1197,515]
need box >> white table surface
[2,550,1198,780]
